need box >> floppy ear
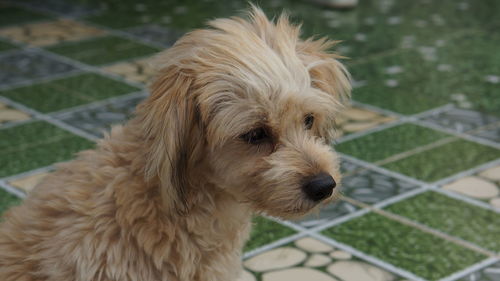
[136,65,204,214]
[297,38,352,105]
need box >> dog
[0,6,351,281]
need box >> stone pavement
[0,1,499,280]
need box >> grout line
[431,158,500,187]
[371,186,430,209]
[0,68,84,91]
[407,103,455,120]
[336,118,407,144]
[308,232,428,281]
[0,36,147,90]
[438,257,499,281]
[49,90,147,118]
[412,119,500,150]
[38,115,99,141]
[0,96,98,142]
[430,188,500,213]
[242,232,307,259]
[373,136,457,166]
[97,53,158,68]
[1,165,54,183]
[350,100,404,118]
[262,215,309,233]
[339,153,428,186]
[77,20,169,49]
[335,103,455,146]
[30,47,146,89]
[309,208,370,233]
[342,197,498,257]
[0,118,37,130]
[2,40,147,90]
[0,180,26,198]
[0,96,44,117]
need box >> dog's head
[136,6,351,219]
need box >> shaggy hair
[0,6,351,281]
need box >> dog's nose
[302,173,336,202]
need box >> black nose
[302,173,336,202]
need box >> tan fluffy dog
[0,7,350,281]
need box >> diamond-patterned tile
[382,139,500,182]
[243,235,406,281]
[459,261,500,281]
[0,19,107,47]
[441,164,500,209]
[55,95,144,137]
[323,212,488,281]
[1,73,140,113]
[126,24,184,47]
[0,51,77,86]
[0,121,94,178]
[338,123,500,182]
[385,191,500,252]
[46,35,161,66]
[341,167,418,205]
[421,107,500,143]
[336,123,449,163]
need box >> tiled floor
[0,1,499,281]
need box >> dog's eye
[304,114,314,130]
[241,127,269,144]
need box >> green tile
[385,191,500,252]
[0,5,50,27]
[0,40,16,52]
[349,48,456,114]
[323,213,487,281]
[436,32,500,117]
[46,36,160,66]
[383,139,500,182]
[336,123,449,163]
[244,216,296,252]
[350,30,500,115]
[0,188,21,217]
[0,121,94,178]
[1,73,140,113]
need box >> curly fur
[0,6,351,281]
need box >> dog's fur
[0,7,350,281]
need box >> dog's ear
[136,65,203,214]
[297,38,351,105]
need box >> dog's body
[0,7,350,281]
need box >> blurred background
[0,0,499,280]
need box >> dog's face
[203,85,345,219]
[138,8,351,219]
